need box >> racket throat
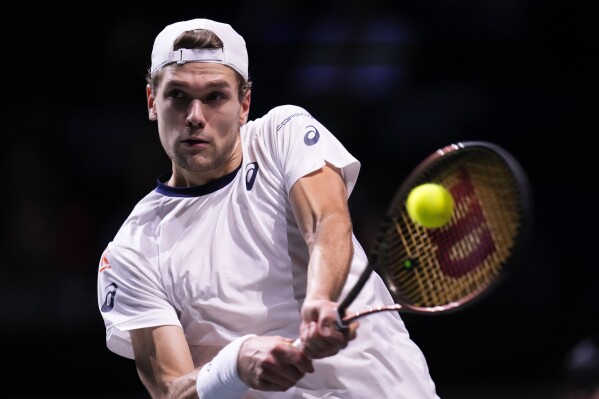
[342,304,405,324]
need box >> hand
[237,335,314,392]
[299,298,359,359]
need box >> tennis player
[97,18,440,399]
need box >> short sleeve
[262,105,361,197]
[97,239,181,359]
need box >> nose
[186,99,205,128]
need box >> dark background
[1,1,597,397]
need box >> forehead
[159,62,239,88]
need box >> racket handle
[335,310,350,330]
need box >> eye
[168,89,187,99]
[205,91,227,102]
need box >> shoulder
[263,104,310,118]
[112,190,164,245]
[243,105,320,144]
[268,105,314,128]
[266,104,311,119]
[246,105,314,129]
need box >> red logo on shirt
[99,248,111,273]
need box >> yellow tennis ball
[406,183,454,228]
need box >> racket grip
[335,311,349,330]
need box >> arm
[131,325,198,399]
[289,162,359,359]
[131,326,314,398]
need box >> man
[97,18,440,398]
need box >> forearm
[140,337,253,399]
[132,326,201,399]
[289,164,358,354]
[299,210,358,359]
[305,212,353,302]
[289,165,354,302]
[150,372,200,399]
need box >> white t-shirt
[97,104,439,398]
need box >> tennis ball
[406,183,454,228]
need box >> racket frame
[336,141,533,328]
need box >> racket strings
[377,150,525,311]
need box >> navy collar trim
[155,164,242,197]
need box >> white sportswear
[97,104,439,398]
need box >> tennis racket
[298,140,532,341]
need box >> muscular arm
[290,163,353,301]
[289,163,358,357]
[131,326,313,398]
[131,325,198,399]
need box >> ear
[146,84,157,121]
[239,90,251,125]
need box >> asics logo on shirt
[101,283,118,312]
[246,162,259,190]
[304,125,320,146]
[276,112,313,131]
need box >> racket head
[372,141,532,314]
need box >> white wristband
[196,334,256,399]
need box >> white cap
[150,18,249,80]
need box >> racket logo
[429,168,496,278]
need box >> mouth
[181,138,208,147]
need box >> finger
[300,321,316,341]
[345,320,359,341]
[256,366,303,391]
[246,342,313,391]
[317,308,339,337]
[281,341,314,373]
[261,345,314,388]
[302,335,346,359]
[302,319,361,359]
